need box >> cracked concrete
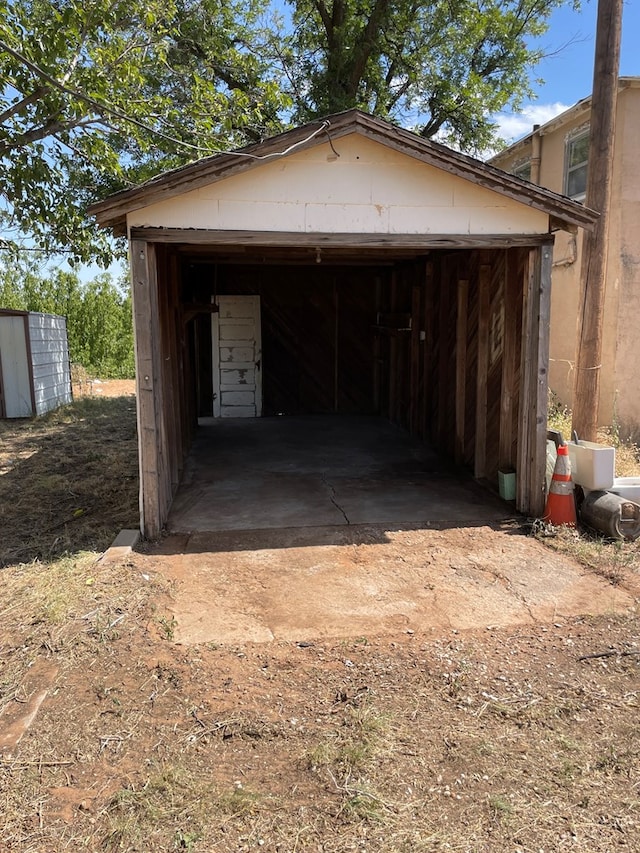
[322,473,351,525]
[151,416,636,645]
[146,524,635,645]
[167,416,514,534]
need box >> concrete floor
[155,417,635,645]
[167,415,514,534]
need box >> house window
[512,160,531,181]
[565,129,589,200]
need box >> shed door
[0,316,33,418]
[212,296,262,418]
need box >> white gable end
[127,134,549,235]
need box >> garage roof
[89,109,598,236]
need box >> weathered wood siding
[133,240,551,537]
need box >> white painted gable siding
[28,313,73,415]
[127,134,548,235]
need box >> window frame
[512,159,532,182]
[564,127,590,202]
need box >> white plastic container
[567,440,615,491]
[610,477,640,504]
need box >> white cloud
[493,102,571,144]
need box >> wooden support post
[410,282,421,435]
[131,240,166,540]
[422,261,434,438]
[517,244,553,516]
[437,259,451,448]
[499,250,519,469]
[388,270,398,421]
[474,264,491,478]
[455,279,469,465]
[572,0,622,440]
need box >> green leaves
[279,0,570,151]
[1,0,574,262]
[0,0,287,262]
[0,257,135,377]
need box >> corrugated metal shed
[0,310,73,418]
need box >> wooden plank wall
[384,247,528,497]
[134,242,548,536]
[132,242,198,538]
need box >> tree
[0,0,288,264]
[1,0,575,264]
[0,256,135,376]
[276,0,571,151]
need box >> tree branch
[347,0,391,96]
[0,87,48,126]
[312,0,333,34]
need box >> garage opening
[142,239,543,537]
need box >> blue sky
[494,0,639,141]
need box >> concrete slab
[167,416,513,534]
[149,417,631,648]
[97,528,141,565]
[148,524,635,645]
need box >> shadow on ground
[0,396,138,566]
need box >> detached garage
[89,110,597,539]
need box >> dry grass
[547,394,640,478]
[544,395,640,578]
[1,390,639,851]
[0,395,138,566]
[4,609,639,852]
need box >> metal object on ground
[580,490,640,541]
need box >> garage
[89,110,597,539]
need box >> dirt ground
[1,554,639,852]
[72,378,136,399]
[1,393,640,851]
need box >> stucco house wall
[491,79,640,439]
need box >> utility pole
[572,0,623,441]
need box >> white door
[212,295,262,418]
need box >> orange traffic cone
[543,444,577,526]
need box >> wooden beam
[532,245,553,516]
[130,240,165,540]
[423,260,435,438]
[516,244,553,516]
[129,227,556,250]
[572,0,623,440]
[517,252,533,510]
[410,283,422,435]
[455,279,469,465]
[437,259,451,448]
[498,251,519,469]
[474,264,491,478]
